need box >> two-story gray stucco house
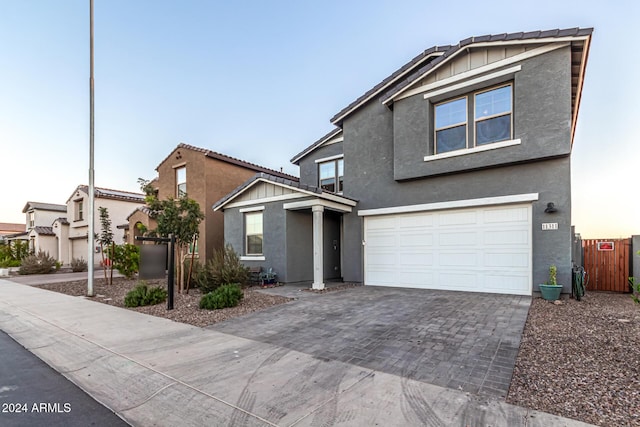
[214,28,593,296]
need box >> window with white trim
[245,212,263,255]
[319,158,344,193]
[76,200,84,221]
[176,166,187,197]
[434,83,512,154]
[28,212,35,228]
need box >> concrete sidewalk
[0,279,594,426]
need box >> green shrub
[199,284,243,310]
[0,241,28,267]
[110,244,140,279]
[198,245,249,294]
[71,257,88,272]
[19,250,56,275]
[124,283,168,307]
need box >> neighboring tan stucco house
[0,222,26,242]
[127,143,297,261]
[58,185,145,265]
[215,28,592,296]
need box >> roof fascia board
[571,36,591,146]
[330,51,445,125]
[421,66,522,101]
[222,193,307,210]
[388,42,568,103]
[283,199,353,213]
[290,128,343,164]
[214,178,319,211]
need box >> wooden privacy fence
[582,238,631,292]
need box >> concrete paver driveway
[210,286,530,398]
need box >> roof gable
[290,128,343,165]
[330,27,592,128]
[22,202,67,213]
[66,185,146,204]
[213,173,356,211]
[156,143,299,181]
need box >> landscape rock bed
[36,278,292,328]
[507,292,640,427]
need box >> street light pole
[87,0,95,297]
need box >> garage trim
[358,193,538,217]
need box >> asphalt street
[0,330,128,427]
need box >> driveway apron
[210,286,531,397]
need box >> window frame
[244,211,263,256]
[433,82,513,155]
[176,166,187,197]
[77,200,84,221]
[28,212,35,228]
[318,158,344,194]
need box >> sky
[0,1,637,238]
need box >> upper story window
[176,166,186,197]
[434,83,512,154]
[245,212,263,255]
[319,158,344,193]
[76,200,84,221]
[28,212,35,228]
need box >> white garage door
[364,203,532,295]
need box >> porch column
[312,205,324,290]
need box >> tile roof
[22,202,67,213]
[290,127,342,165]
[33,226,55,236]
[54,217,69,225]
[330,27,593,126]
[0,223,26,233]
[74,186,146,203]
[157,143,299,181]
[212,172,356,211]
[127,205,154,221]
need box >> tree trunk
[185,236,197,294]
[109,242,115,285]
[100,242,108,284]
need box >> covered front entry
[363,203,532,295]
[284,200,352,289]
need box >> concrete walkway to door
[211,286,530,397]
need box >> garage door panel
[398,232,434,247]
[399,252,434,267]
[439,231,478,246]
[484,229,529,245]
[364,203,532,295]
[439,252,478,267]
[481,274,529,293]
[483,206,529,223]
[438,211,477,226]
[484,251,529,268]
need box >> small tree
[139,178,204,293]
[98,207,114,284]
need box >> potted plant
[539,264,563,301]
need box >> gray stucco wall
[223,198,340,284]
[393,46,572,180]
[339,46,575,293]
[298,142,344,188]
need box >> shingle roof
[22,202,67,213]
[156,143,299,181]
[330,27,593,126]
[54,217,69,225]
[212,172,356,211]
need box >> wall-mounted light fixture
[544,202,557,213]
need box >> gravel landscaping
[35,278,292,328]
[507,293,640,427]
[33,278,640,426]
